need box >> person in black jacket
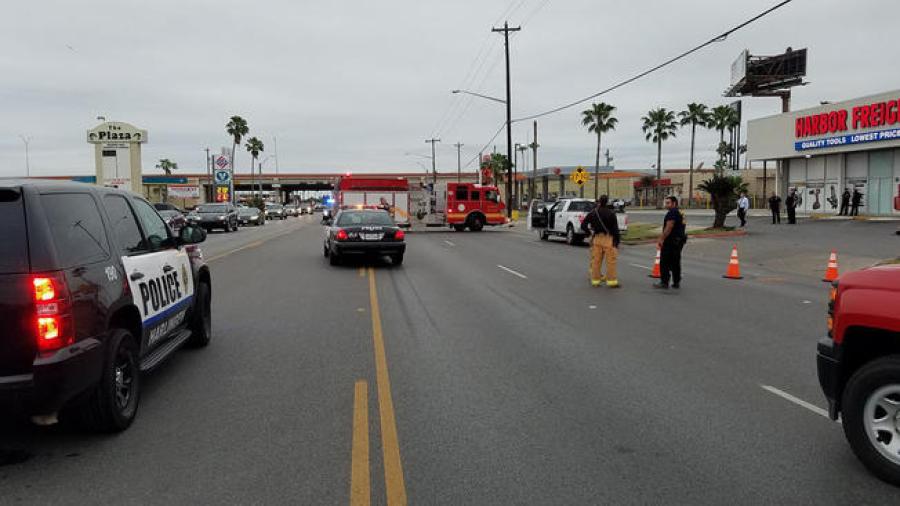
[839,188,851,216]
[786,189,799,224]
[581,195,621,288]
[851,189,863,216]
[768,192,782,224]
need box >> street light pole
[19,135,31,177]
[453,142,463,182]
[492,21,520,218]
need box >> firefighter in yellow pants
[581,195,621,288]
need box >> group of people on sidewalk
[755,187,863,227]
[838,188,864,216]
[580,195,686,291]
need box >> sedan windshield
[198,204,228,213]
[336,211,395,227]
[238,209,259,216]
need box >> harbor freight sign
[795,127,900,151]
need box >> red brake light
[33,277,55,301]
[335,229,349,241]
[395,230,405,241]
[32,273,73,353]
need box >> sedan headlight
[218,215,226,220]
[250,216,258,220]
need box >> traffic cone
[823,250,840,282]
[723,244,743,280]
[648,246,661,278]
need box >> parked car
[238,207,265,226]
[0,180,212,431]
[158,209,187,235]
[323,209,405,266]
[265,203,286,220]
[533,198,628,244]
[818,262,900,484]
[191,203,239,232]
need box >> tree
[581,102,618,200]
[697,173,748,228]
[710,105,738,167]
[245,137,265,199]
[678,103,712,208]
[482,153,510,200]
[641,108,679,208]
[225,116,249,202]
[155,158,177,175]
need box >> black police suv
[0,180,212,432]
[323,209,406,265]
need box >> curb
[621,229,747,246]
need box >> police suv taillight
[335,229,349,241]
[394,230,405,241]
[32,273,74,353]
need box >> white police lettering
[121,250,194,325]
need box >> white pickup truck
[532,198,628,245]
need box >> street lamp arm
[451,89,507,104]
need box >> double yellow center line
[351,267,407,505]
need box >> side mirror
[180,224,207,244]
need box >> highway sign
[570,166,589,186]
[214,169,231,184]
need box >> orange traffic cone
[823,250,840,282]
[723,244,743,280]
[648,246,661,278]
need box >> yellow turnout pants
[590,234,617,284]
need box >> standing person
[839,188,851,216]
[786,188,798,224]
[581,195,621,288]
[654,196,687,290]
[768,192,782,224]
[851,188,863,216]
[737,192,750,227]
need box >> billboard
[731,50,748,87]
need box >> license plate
[362,233,382,241]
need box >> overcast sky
[1,0,895,177]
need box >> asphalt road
[1,214,899,504]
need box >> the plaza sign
[87,121,148,144]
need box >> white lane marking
[497,265,528,279]
[444,240,456,247]
[588,305,597,309]
[630,263,651,270]
[802,300,812,304]
[760,385,830,419]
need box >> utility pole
[204,147,211,202]
[530,121,539,200]
[19,135,31,177]
[492,21,520,218]
[605,149,613,196]
[453,142,463,182]
[425,138,440,187]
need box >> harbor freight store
[747,89,900,216]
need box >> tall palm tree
[225,116,249,202]
[678,103,712,208]
[641,108,679,207]
[245,137,265,199]
[155,158,177,175]
[710,105,738,169]
[581,102,618,199]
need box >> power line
[462,122,506,169]
[512,0,795,123]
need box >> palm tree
[155,159,178,202]
[698,173,748,228]
[245,137,265,199]
[678,103,711,208]
[581,102,618,200]
[710,105,738,168]
[641,108,679,207]
[225,116,249,202]
[155,158,177,175]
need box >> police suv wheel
[566,226,576,245]
[78,329,140,432]
[187,282,212,348]
[841,356,900,485]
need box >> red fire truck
[332,177,507,231]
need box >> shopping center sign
[794,98,900,151]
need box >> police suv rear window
[42,193,110,268]
[0,189,29,274]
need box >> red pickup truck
[818,263,900,484]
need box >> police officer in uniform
[654,196,687,290]
[786,189,799,224]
